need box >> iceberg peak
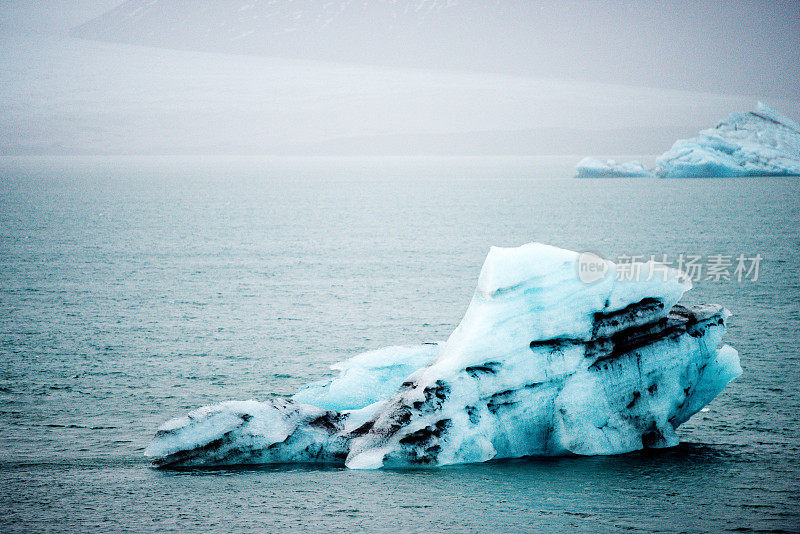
[656,103,800,178]
[753,101,800,134]
[476,243,577,296]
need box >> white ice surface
[144,399,295,460]
[292,344,439,411]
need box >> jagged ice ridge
[656,103,800,178]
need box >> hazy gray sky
[3,1,799,97]
[0,1,122,33]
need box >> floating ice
[656,103,800,178]
[145,243,741,469]
[574,157,652,178]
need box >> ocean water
[1,155,798,532]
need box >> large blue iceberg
[656,103,800,178]
[145,243,741,469]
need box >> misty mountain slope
[2,37,795,156]
[71,0,494,66]
[70,0,800,97]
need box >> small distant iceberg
[574,157,653,178]
[145,243,740,469]
[656,103,800,178]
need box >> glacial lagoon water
[1,156,798,532]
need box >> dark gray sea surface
[1,156,798,532]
